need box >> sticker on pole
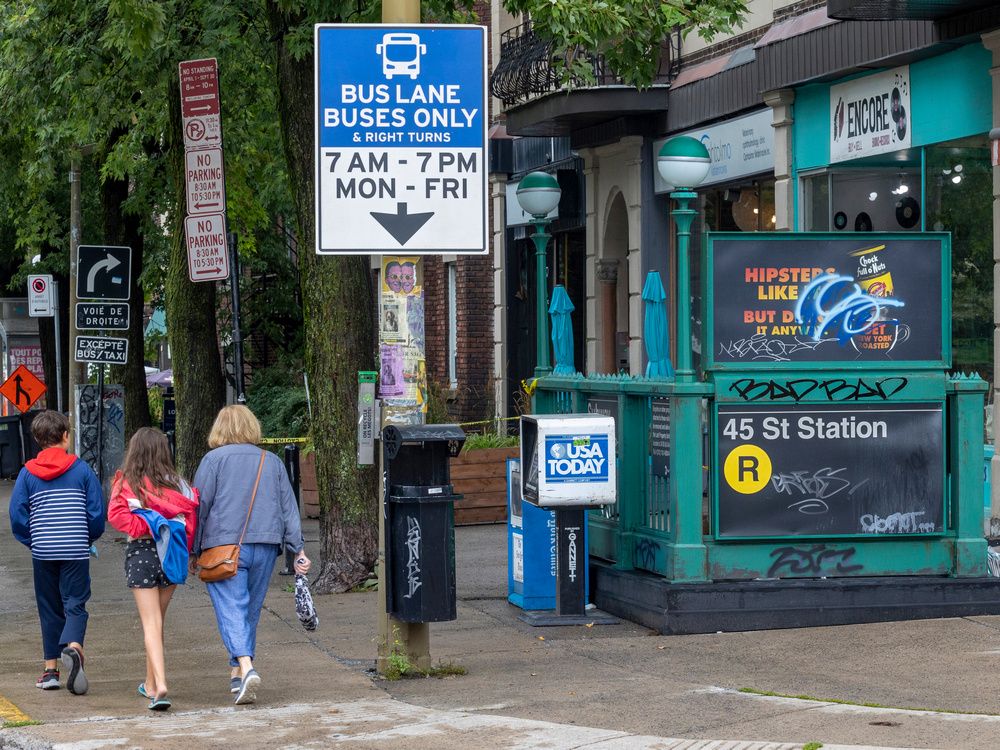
[314,24,487,254]
[184,213,230,282]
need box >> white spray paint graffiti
[403,515,422,599]
[859,511,936,534]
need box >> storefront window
[798,139,993,382]
[925,136,993,382]
[691,177,776,373]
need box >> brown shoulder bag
[197,451,266,583]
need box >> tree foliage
[504,0,748,87]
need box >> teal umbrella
[643,271,674,378]
[549,285,576,375]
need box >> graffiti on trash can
[403,515,422,599]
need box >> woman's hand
[294,552,311,575]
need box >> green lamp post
[516,171,562,377]
[656,136,711,382]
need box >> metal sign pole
[228,230,245,404]
[53,280,63,413]
[96,364,104,487]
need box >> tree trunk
[268,4,378,592]
[101,127,152,439]
[164,75,226,478]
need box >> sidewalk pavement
[1,479,999,749]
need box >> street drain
[869,721,902,727]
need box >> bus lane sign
[314,24,487,254]
[184,213,230,282]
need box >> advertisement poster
[379,257,427,413]
[707,234,946,368]
[715,402,943,538]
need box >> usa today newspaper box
[518,414,616,624]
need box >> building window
[447,262,458,388]
[798,138,993,381]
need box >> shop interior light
[952,175,963,184]
[868,192,878,201]
[891,184,909,195]
[955,164,964,173]
[770,215,776,225]
[943,168,952,175]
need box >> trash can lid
[383,424,466,459]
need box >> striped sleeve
[28,488,91,560]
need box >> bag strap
[237,450,267,547]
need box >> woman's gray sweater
[192,443,304,555]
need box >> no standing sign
[314,25,487,254]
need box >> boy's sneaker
[61,647,88,695]
[36,669,60,690]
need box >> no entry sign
[184,213,230,282]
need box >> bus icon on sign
[376,32,426,79]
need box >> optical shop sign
[653,109,774,193]
[831,66,910,163]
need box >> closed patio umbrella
[548,285,576,376]
[642,271,674,378]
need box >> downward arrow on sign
[370,203,434,246]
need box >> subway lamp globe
[657,136,711,190]
[516,171,561,217]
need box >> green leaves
[502,0,748,89]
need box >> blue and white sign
[520,414,617,507]
[314,24,488,254]
[544,434,610,484]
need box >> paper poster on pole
[379,343,405,397]
[378,256,426,414]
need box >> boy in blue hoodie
[8,410,105,695]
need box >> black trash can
[383,424,465,623]
[20,410,42,463]
[0,415,23,478]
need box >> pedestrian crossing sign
[0,365,46,413]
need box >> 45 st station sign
[314,24,487,254]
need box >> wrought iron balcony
[490,21,678,108]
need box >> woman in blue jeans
[193,405,311,705]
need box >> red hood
[117,476,200,517]
[26,447,78,480]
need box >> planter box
[450,447,518,525]
[300,451,320,519]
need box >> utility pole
[67,153,82,437]
[376,0,429,674]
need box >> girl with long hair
[108,428,199,711]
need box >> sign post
[179,57,244,402]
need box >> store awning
[828,0,996,21]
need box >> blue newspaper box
[507,459,556,610]
[507,458,591,612]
